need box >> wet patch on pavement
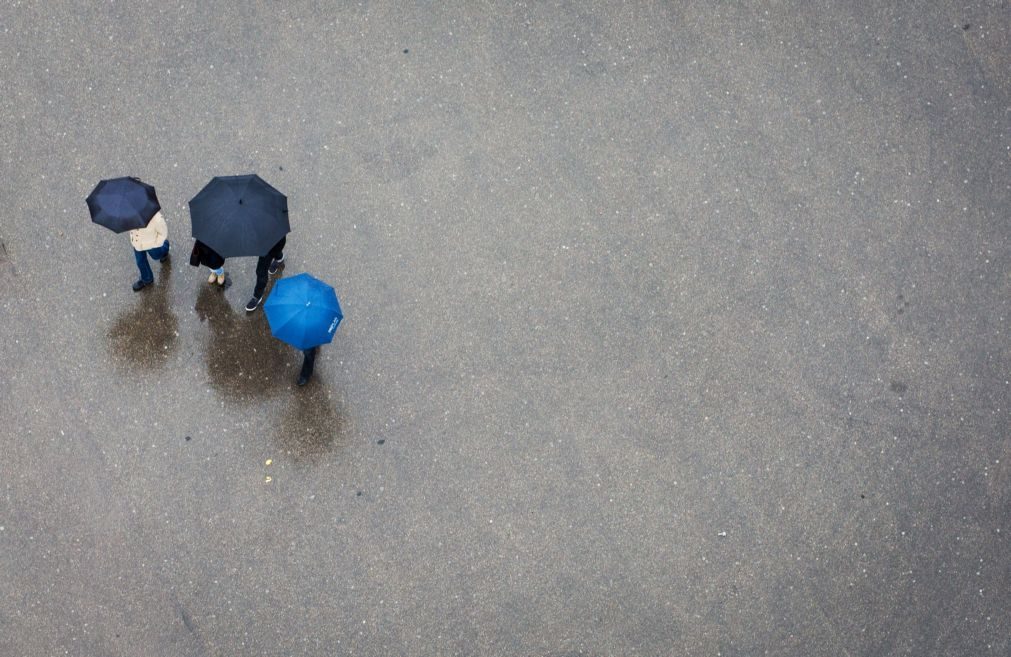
[106,265,179,369]
[274,382,348,463]
[195,284,292,399]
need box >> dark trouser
[253,240,285,298]
[300,347,318,380]
[253,255,271,298]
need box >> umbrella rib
[109,191,129,220]
[269,311,305,338]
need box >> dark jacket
[189,240,225,269]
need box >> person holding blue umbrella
[263,273,343,386]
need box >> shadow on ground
[274,378,349,463]
[107,261,178,369]
[195,283,291,399]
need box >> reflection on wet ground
[274,380,348,463]
[107,262,178,369]
[195,284,291,399]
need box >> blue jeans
[134,240,170,283]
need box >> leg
[268,250,285,275]
[253,256,270,298]
[151,239,170,262]
[134,248,153,283]
[297,347,317,385]
[246,256,270,311]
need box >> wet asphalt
[1,2,1009,656]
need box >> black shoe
[132,279,151,292]
[245,296,262,312]
[268,258,284,276]
[297,374,310,386]
[159,252,170,263]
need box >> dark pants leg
[134,249,153,283]
[299,347,318,381]
[134,240,170,283]
[150,240,170,261]
[253,255,270,298]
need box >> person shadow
[107,260,179,369]
[194,284,292,400]
[274,379,350,463]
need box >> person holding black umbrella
[128,211,170,291]
[86,177,170,292]
[188,173,291,308]
[189,239,226,286]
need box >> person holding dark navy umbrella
[188,173,290,310]
[189,239,226,286]
[87,177,170,291]
[127,211,170,291]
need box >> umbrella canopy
[86,177,161,233]
[264,273,343,350]
[188,174,289,257]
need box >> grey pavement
[1,2,1009,656]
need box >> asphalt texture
[1,2,1009,656]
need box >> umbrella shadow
[107,262,178,369]
[195,285,292,400]
[274,381,350,463]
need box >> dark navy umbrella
[188,174,289,257]
[86,177,161,233]
[264,273,343,350]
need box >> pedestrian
[245,236,286,312]
[129,210,170,291]
[262,273,342,388]
[298,346,318,386]
[189,239,226,286]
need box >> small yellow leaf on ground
[265,459,273,466]
[265,476,272,483]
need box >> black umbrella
[86,177,161,233]
[188,174,289,258]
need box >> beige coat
[129,212,168,251]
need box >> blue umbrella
[264,273,343,350]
